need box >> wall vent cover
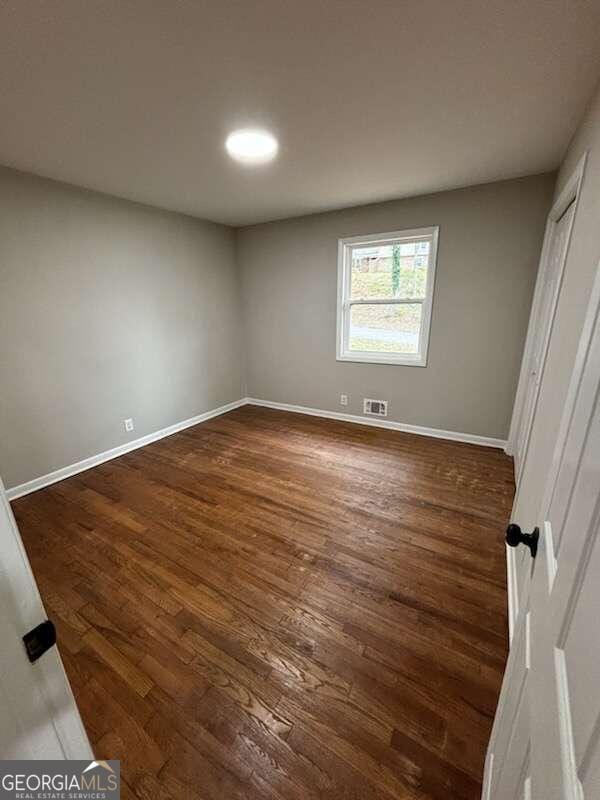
[363,398,388,417]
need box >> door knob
[505,524,539,558]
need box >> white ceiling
[1,1,600,227]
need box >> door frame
[506,153,587,477]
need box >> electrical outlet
[124,418,134,433]
[340,394,349,406]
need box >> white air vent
[363,398,388,417]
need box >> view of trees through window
[349,240,429,354]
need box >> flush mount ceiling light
[225,128,278,165]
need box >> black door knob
[506,524,539,558]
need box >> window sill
[337,352,427,367]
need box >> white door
[482,606,532,799]
[508,155,586,486]
[0,477,92,759]
[513,201,575,477]
[484,264,600,799]
[509,202,576,638]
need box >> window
[336,226,438,366]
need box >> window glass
[349,303,421,354]
[350,242,429,300]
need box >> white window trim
[336,225,439,367]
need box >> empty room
[1,2,600,799]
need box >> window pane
[350,242,429,300]
[349,303,422,354]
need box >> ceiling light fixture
[225,128,278,165]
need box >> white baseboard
[5,398,247,501]
[245,397,507,449]
[6,395,507,502]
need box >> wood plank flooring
[13,405,514,799]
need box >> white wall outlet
[340,394,349,406]
[124,418,134,433]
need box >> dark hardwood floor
[13,405,514,799]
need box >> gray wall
[238,174,554,439]
[0,166,556,491]
[0,167,244,490]
[514,79,600,528]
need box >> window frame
[336,225,439,367]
